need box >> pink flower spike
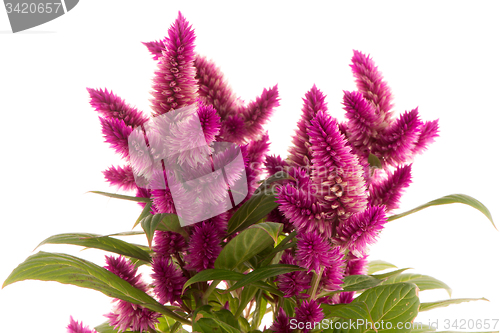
[102,165,136,191]
[105,300,160,333]
[269,308,293,333]
[184,221,222,272]
[104,255,148,292]
[150,12,198,115]
[296,230,333,274]
[87,88,149,128]
[369,164,412,211]
[196,99,221,144]
[99,117,134,160]
[288,85,328,167]
[67,316,97,333]
[350,50,394,123]
[294,300,324,333]
[242,84,280,140]
[413,119,439,155]
[142,40,165,61]
[151,256,186,305]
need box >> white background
[1,1,499,332]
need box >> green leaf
[366,260,398,274]
[215,227,275,271]
[227,264,304,291]
[89,191,151,203]
[419,298,488,312]
[226,190,278,235]
[321,301,371,321]
[248,222,283,244]
[368,153,382,169]
[382,273,452,297]
[133,201,153,229]
[35,233,151,262]
[235,284,259,318]
[214,309,240,331]
[251,290,267,330]
[183,269,245,293]
[370,267,411,280]
[94,321,133,333]
[388,194,496,230]
[141,213,188,248]
[341,275,383,292]
[3,251,191,325]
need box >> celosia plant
[3,12,496,333]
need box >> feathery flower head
[269,308,293,333]
[153,230,187,257]
[241,85,280,141]
[288,85,328,167]
[87,88,149,128]
[142,40,164,61]
[294,300,324,333]
[196,99,221,144]
[413,119,439,155]
[276,251,311,298]
[319,246,345,292]
[345,252,368,276]
[296,230,334,274]
[335,205,387,257]
[184,221,222,272]
[307,110,368,223]
[151,256,186,305]
[67,316,97,333]
[105,300,160,333]
[102,165,137,192]
[264,154,289,177]
[99,117,133,160]
[104,255,147,292]
[151,12,198,115]
[369,164,412,211]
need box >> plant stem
[201,279,220,305]
[307,267,324,302]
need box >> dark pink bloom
[334,253,368,304]
[67,316,96,333]
[151,256,186,305]
[350,50,394,123]
[150,12,198,115]
[219,114,247,143]
[105,300,160,333]
[241,85,280,141]
[413,119,439,155]
[184,221,222,272]
[153,231,187,257]
[294,300,324,333]
[264,154,289,176]
[373,108,422,166]
[319,246,345,292]
[276,251,311,298]
[296,231,333,274]
[99,117,133,160]
[104,255,147,292]
[87,88,149,128]
[369,164,412,211]
[335,205,387,257]
[307,110,368,224]
[142,40,164,60]
[196,100,221,144]
[288,85,328,167]
[269,308,293,333]
[102,165,136,191]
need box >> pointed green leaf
[226,190,278,235]
[382,273,452,297]
[215,227,275,271]
[367,260,398,274]
[419,298,488,312]
[3,251,191,325]
[368,153,382,169]
[89,191,151,203]
[388,194,496,229]
[248,222,283,244]
[235,284,259,318]
[341,275,383,291]
[321,301,371,321]
[35,233,151,262]
[183,269,245,293]
[141,213,188,248]
[371,267,411,280]
[228,264,304,291]
[133,201,153,229]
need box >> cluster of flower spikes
[84,12,280,333]
[268,51,439,331]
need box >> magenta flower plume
[350,50,394,123]
[333,253,367,304]
[196,100,221,144]
[307,110,368,223]
[104,255,148,292]
[373,108,423,166]
[369,164,412,211]
[151,256,186,305]
[265,154,289,176]
[241,85,280,141]
[219,114,247,143]
[87,88,149,128]
[289,85,328,167]
[335,205,387,257]
[413,119,439,155]
[294,300,324,333]
[269,308,293,333]
[105,300,160,333]
[276,251,311,298]
[319,246,345,292]
[245,132,271,184]
[67,316,97,333]
[194,55,239,120]
[184,221,222,272]
[153,230,187,257]
[103,165,136,191]
[99,117,133,160]
[150,12,198,115]
[142,40,164,61]
[296,230,334,274]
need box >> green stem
[201,279,220,305]
[156,307,192,326]
[307,267,324,302]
